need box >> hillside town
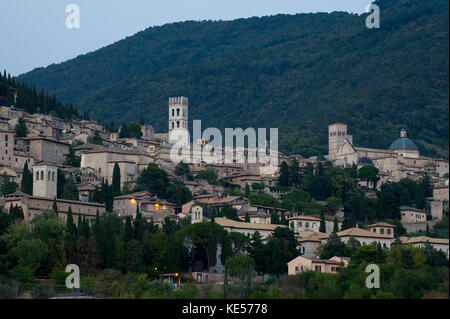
[0,96,449,298]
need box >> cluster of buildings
[1,96,449,276]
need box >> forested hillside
[18,0,449,158]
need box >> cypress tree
[244,212,250,223]
[207,217,217,271]
[319,210,326,233]
[52,198,58,215]
[124,216,133,244]
[66,206,76,236]
[333,217,339,233]
[14,118,28,137]
[21,162,33,195]
[112,163,121,196]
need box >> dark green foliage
[18,0,449,158]
[20,162,33,195]
[112,163,121,196]
[196,168,218,185]
[119,122,142,139]
[0,174,18,196]
[14,118,28,138]
[64,146,81,167]
[61,180,79,201]
[277,162,290,187]
[0,71,78,119]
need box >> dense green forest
[0,71,79,120]
[17,0,449,158]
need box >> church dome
[357,156,374,166]
[389,129,418,151]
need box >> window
[36,171,39,180]
[305,222,309,229]
[373,229,377,232]
[172,109,175,117]
[312,223,316,229]
[314,265,322,272]
[380,228,384,234]
[40,171,44,180]
[387,229,391,235]
[298,221,302,228]
[48,171,51,180]
[177,121,180,128]
[177,108,180,116]
[52,171,55,181]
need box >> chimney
[355,224,359,229]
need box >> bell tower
[168,96,189,145]
[33,163,57,199]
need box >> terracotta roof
[337,227,392,239]
[288,215,321,222]
[298,232,330,243]
[369,222,396,228]
[399,206,427,213]
[400,236,449,245]
[215,217,286,231]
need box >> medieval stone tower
[328,123,352,159]
[168,96,189,144]
[33,163,57,199]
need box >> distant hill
[18,0,449,158]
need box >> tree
[62,180,79,201]
[326,196,341,213]
[244,212,250,223]
[125,240,144,273]
[112,163,121,196]
[124,216,132,244]
[230,232,250,256]
[196,168,218,185]
[333,217,339,233]
[175,161,191,179]
[52,199,58,214]
[207,217,218,271]
[119,122,142,138]
[21,162,33,195]
[264,227,298,276]
[64,146,81,167]
[278,161,290,187]
[225,254,255,297]
[248,231,266,274]
[358,165,380,189]
[288,158,301,188]
[319,210,326,233]
[14,118,28,137]
[0,173,18,196]
[245,183,250,196]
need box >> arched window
[177,108,180,116]
[172,122,175,129]
[172,109,175,117]
[298,221,302,228]
[177,121,180,128]
[52,171,55,181]
[380,228,384,234]
[48,171,51,180]
[312,223,316,229]
[383,243,387,248]
[40,171,44,180]
[387,229,391,235]
[4,135,8,141]
[305,222,309,229]
[36,171,39,180]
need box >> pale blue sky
[0,0,368,76]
